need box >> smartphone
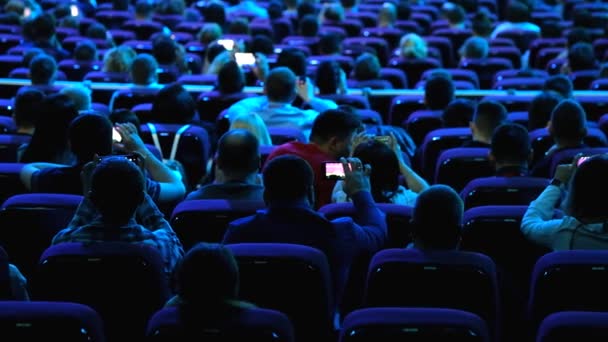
[324,162,355,180]
[577,156,591,167]
[235,52,256,67]
[217,39,235,51]
[22,7,31,18]
[374,135,390,144]
[98,154,139,164]
[112,127,122,142]
[70,4,79,17]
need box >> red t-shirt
[265,141,336,209]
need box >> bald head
[412,185,463,250]
[217,129,260,179]
[265,67,297,103]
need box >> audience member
[398,33,428,59]
[276,48,308,77]
[528,91,563,131]
[491,0,540,38]
[109,109,141,135]
[341,0,359,13]
[108,53,161,111]
[318,33,342,56]
[223,154,386,309]
[28,53,57,89]
[377,2,397,28]
[186,130,263,201]
[463,100,508,147]
[265,109,362,208]
[315,60,348,95]
[74,40,98,62]
[442,2,467,29]
[229,112,272,146]
[299,14,320,37]
[202,1,227,27]
[561,42,598,74]
[471,10,493,38]
[59,85,92,112]
[150,82,198,124]
[351,53,392,89]
[226,0,268,19]
[85,23,114,47]
[251,35,274,57]
[197,23,223,45]
[21,13,70,61]
[543,74,573,98]
[490,123,532,176]
[134,0,154,21]
[215,61,246,95]
[424,75,455,111]
[12,88,45,136]
[321,2,345,23]
[51,155,184,278]
[102,45,136,73]
[442,98,476,127]
[459,36,489,61]
[227,18,250,35]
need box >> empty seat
[418,128,472,181]
[537,311,608,342]
[459,58,513,89]
[196,91,254,123]
[434,148,494,193]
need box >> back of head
[442,2,466,25]
[400,33,428,59]
[229,113,272,146]
[323,3,344,21]
[473,100,508,138]
[86,23,108,40]
[543,75,573,98]
[318,33,342,55]
[109,109,141,133]
[573,9,593,29]
[412,184,463,249]
[205,41,227,65]
[151,82,196,123]
[69,113,113,162]
[353,140,400,203]
[152,35,178,65]
[424,75,455,110]
[29,54,57,85]
[251,35,274,56]
[227,18,250,35]
[267,0,283,20]
[60,85,92,112]
[568,42,597,72]
[135,0,154,19]
[217,60,245,94]
[14,88,45,128]
[460,36,489,59]
[471,11,492,37]
[566,154,608,221]
[550,99,587,142]
[197,23,222,45]
[315,60,341,95]
[299,14,319,37]
[567,27,592,48]
[216,129,260,179]
[310,108,362,146]
[176,242,239,305]
[265,66,297,103]
[276,48,307,77]
[90,156,145,223]
[23,48,45,68]
[297,2,317,21]
[103,46,136,73]
[442,98,475,127]
[263,155,314,204]
[378,2,397,26]
[528,91,563,131]
[29,13,56,42]
[130,53,158,85]
[490,123,531,165]
[354,52,381,81]
[203,1,226,26]
[74,40,98,62]
[506,0,530,23]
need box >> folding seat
[150,31,193,45]
[576,95,608,122]
[418,127,472,181]
[394,20,420,36]
[388,57,442,88]
[58,59,103,82]
[107,29,136,45]
[33,242,170,341]
[379,67,408,88]
[339,307,490,342]
[110,88,160,111]
[360,27,403,50]
[545,57,566,75]
[356,109,383,126]
[174,21,205,35]
[260,145,277,165]
[411,4,439,20]
[347,78,393,90]
[146,306,294,342]
[61,37,113,54]
[508,111,529,127]
[226,243,334,341]
[0,116,15,133]
[319,25,347,41]
[529,127,608,165]
[364,248,500,337]
[345,12,377,27]
[493,77,546,90]
[0,54,23,77]
[271,18,294,43]
[460,176,550,210]
[0,24,20,35]
[420,68,480,88]
[490,37,516,47]
[432,28,473,57]
[0,134,30,162]
[488,45,522,69]
[83,70,130,83]
[122,39,154,54]
[570,70,599,90]
[153,14,184,30]
[495,29,541,53]
[493,68,548,84]
[482,94,532,112]
[0,301,104,341]
[95,10,133,29]
[529,38,565,69]
[415,79,476,90]
[528,251,608,329]
[249,21,274,40]
[268,127,307,145]
[404,109,443,146]
[458,57,513,89]
[196,91,254,123]
[387,95,425,126]
[139,123,211,189]
[599,113,608,137]
[170,199,265,250]
[590,78,608,90]
[547,147,608,178]
[424,35,454,68]
[280,35,319,52]
[434,147,494,193]
[308,55,355,75]
[319,94,370,110]
[121,20,164,40]
[537,311,608,342]
[343,37,390,66]
[593,38,608,61]
[0,34,22,55]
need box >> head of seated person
[459,36,489,61]
[572,9,594,30]
[151,82,197,124]
[74,40,98,63]
[157,0,186,15]
[60,85,92,112]
[25,13,57,44]
[505,0,532,24]
[265,66,298,103]
[528,91,563,131]
[442,98,475,128]
[353,52,381,82]
[424,75,455,111]
[202,1,226,27]
[549,99,588,149]
[263,154,315,207]
[203,41,227,72]
[352,140,401,203]
[227,18,250,35]
[315,60,346,95]
[377,2,397,28]
[109,109,141,135]
[442,2,466,29]
[543,74,573,99]
[309,108,363,159]
[469,100,508,145]
[276,48,307,77]
[251,35,274,56]
[229,113,272,146]
[318,33,342,56]
[69,113,114,165]
[471,11,492,38]
[152,34,185,70]
[130,53,159,86]
[214,129,261,183]
[13,87,45,135]
[566,28,592,51]
[216,60,245,95]
[399,33,428,59]
[411,184,463,250]
[297,3,317,22]
[565,154,608,223]
[29,53,57,86]
[22,47,45,68]
[323,3,344,22]
[85,22,109,41]
[135,0,154,21]
[197,23,223,45]
[89,156,146,225]
[490,122,531,173]
[267,1,283,20]
[566,42,598,73]
[103,46,136,73]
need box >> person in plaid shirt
[51,156,184,277]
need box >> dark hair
[297,2,317,20]
[205,41,227,65]
[442,98,475,127]
[299,14,319,37]
[566,154,608,221]
[251,35,274,56]
[228,18,250,35]
[130,53,158,85]
[22,48,45,67]
[69,113,113,163]
[90,156,145,222]
[276,48,307,77]
[424,75,455,110]
[216,129,260,179]
[543,75,573,98]
[74,40,98,62]
[109,109,141,135]
[506,0,531,23]
[28,13,56,42]
[411,184,463,249]
[152,35,178,65]
[315,60,342,95]
[568,42,597,72]
[573,9,593,29]
[443,3,466,25]
[354,53,381,81]
[490,123,531,165]
[310,109,362,144]
[353,140,400,203]
[13,88,45,128]
[112,0,129,11]
[263,155,313,203]
[318,33,342,55]
[135,0,153,18]
[550,99,587,142]
[217,61,245,94]
[29,54,57,85]
[567,28,592,48]
[203,2,226,26]
[267,0,283,20]
[473,100,508,138]
[151,82,196,124]
[86,23,108,40]
[20,94,78,163]
[265,67,296,103]
[528,91,563,131]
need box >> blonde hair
[399,33,428,59]
[103,46,136,73]
[229,113,272,146]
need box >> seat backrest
[268,127,307,145]
[388,57,442,88]
[537,311,608,342]
[0,163,26,206]
[460,176,550,210]
[0,134,30,162]
[33,242,170,341]
[226,243,334,341]
[493,77,546,90]
[388,95,425,126]
[339,307,490,342]
[530,128,608,166]
[0,301,105,341]
[434,148,494,193]
[170,200,266,250]
[405,110,443,146]
[196,91,255,123]
[364,248,499,333]
[548,147,608,177]
[459,57,513,89]
[111,88,160,111]
[419,128,472,181]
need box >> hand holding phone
[217,39,235,51]
[324,162,350,180]
[374,135,391,144]
[577,155,591,167]
[112,127,122,143]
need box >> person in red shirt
[265,109,363,208]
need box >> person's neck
[216,172,258,185]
